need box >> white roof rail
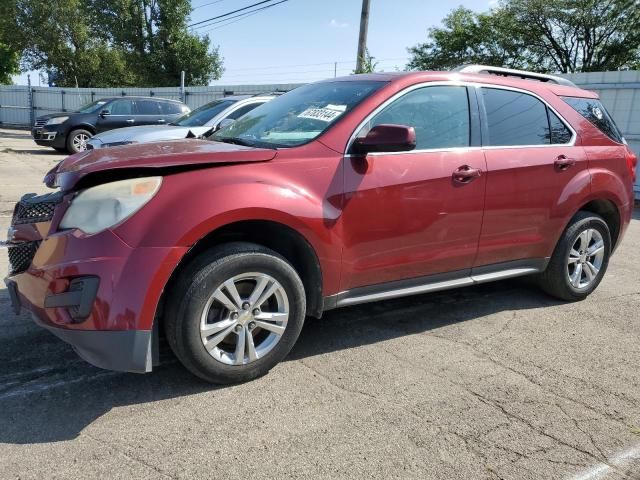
[453,64,577,88]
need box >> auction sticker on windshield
[297,104,346,122]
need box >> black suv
[32,96,190,153]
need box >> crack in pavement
[83,432,178,479]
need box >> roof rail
[453,64,577,88]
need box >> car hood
[90,125,210,145]
[46,139,278,191]
[35,112,73,122]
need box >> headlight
[45,116,69,125]
[60,177,162,234]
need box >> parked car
[6,66,636,384]
[86,95,277,150]
[32,96,190,154]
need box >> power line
[199,1,289,33]
[188,0,283,28]
[191,0,228,11]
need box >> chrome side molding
[324,259,549,310]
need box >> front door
[96,99,136,132]
[340,85,487,291]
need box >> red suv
[4,66,636,384]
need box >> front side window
[107,100,134,115]
[76,100,107,114]
[358,86,470,150]
[482,88,552,146]
[211,81,386,148]
[174,99,236,127]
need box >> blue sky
[14,0,494,86]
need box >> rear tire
[538,211,611,301]
[66,129,92,153]
[165,242,306,384]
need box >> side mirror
[352,124,416,154]
[99,109,110,118]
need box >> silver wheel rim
[72,133,89,151]
[200,272,289,366]
[567,228,605,289]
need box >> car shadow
[0,278,561,445]
[0,129,32,138]
[1,147,64,156]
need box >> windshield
[76,100,108,114]
[174,99,236,127]
[210,81,386,148]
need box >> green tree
[91,0,223,86]
[12,0,223,87]
[0,0,21,84]
[407,0,640,73]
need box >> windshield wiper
[216,137,256,147]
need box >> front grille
[12,191,63,225]
[8,241,41,274]
[34,119,47,128]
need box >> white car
[87,94,277,149]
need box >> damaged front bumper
[3,192,187,373]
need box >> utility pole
[355,0,371,74]
[334,61,337,78]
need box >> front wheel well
[578,199,620,247]
[158,221,324,329]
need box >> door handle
[554,155,576,170]
[453,165,482,184]
[157,119,166,123]
[126,119,135,123]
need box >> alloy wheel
[566,228,605,289]
[72,133,89,151]
[200,272,289,366]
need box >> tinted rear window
[161,101,185,115]
[482,88,550,146]
[562,97,624,143]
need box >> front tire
[66,129,92,153]
[165,242,306,384]
[538,211,611,301]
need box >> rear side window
[482,88,549,146]
[136,100,162,115]
[481,88,573,146]
[562,97,624,143]
[548,110,573,144]
[365,85,470,150]
[226,102,262,120]
[160,101,185,115]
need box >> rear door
[96,99,136,132]
[134,99,166,126]
[341,84,487,290]
[474,86,588,268]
